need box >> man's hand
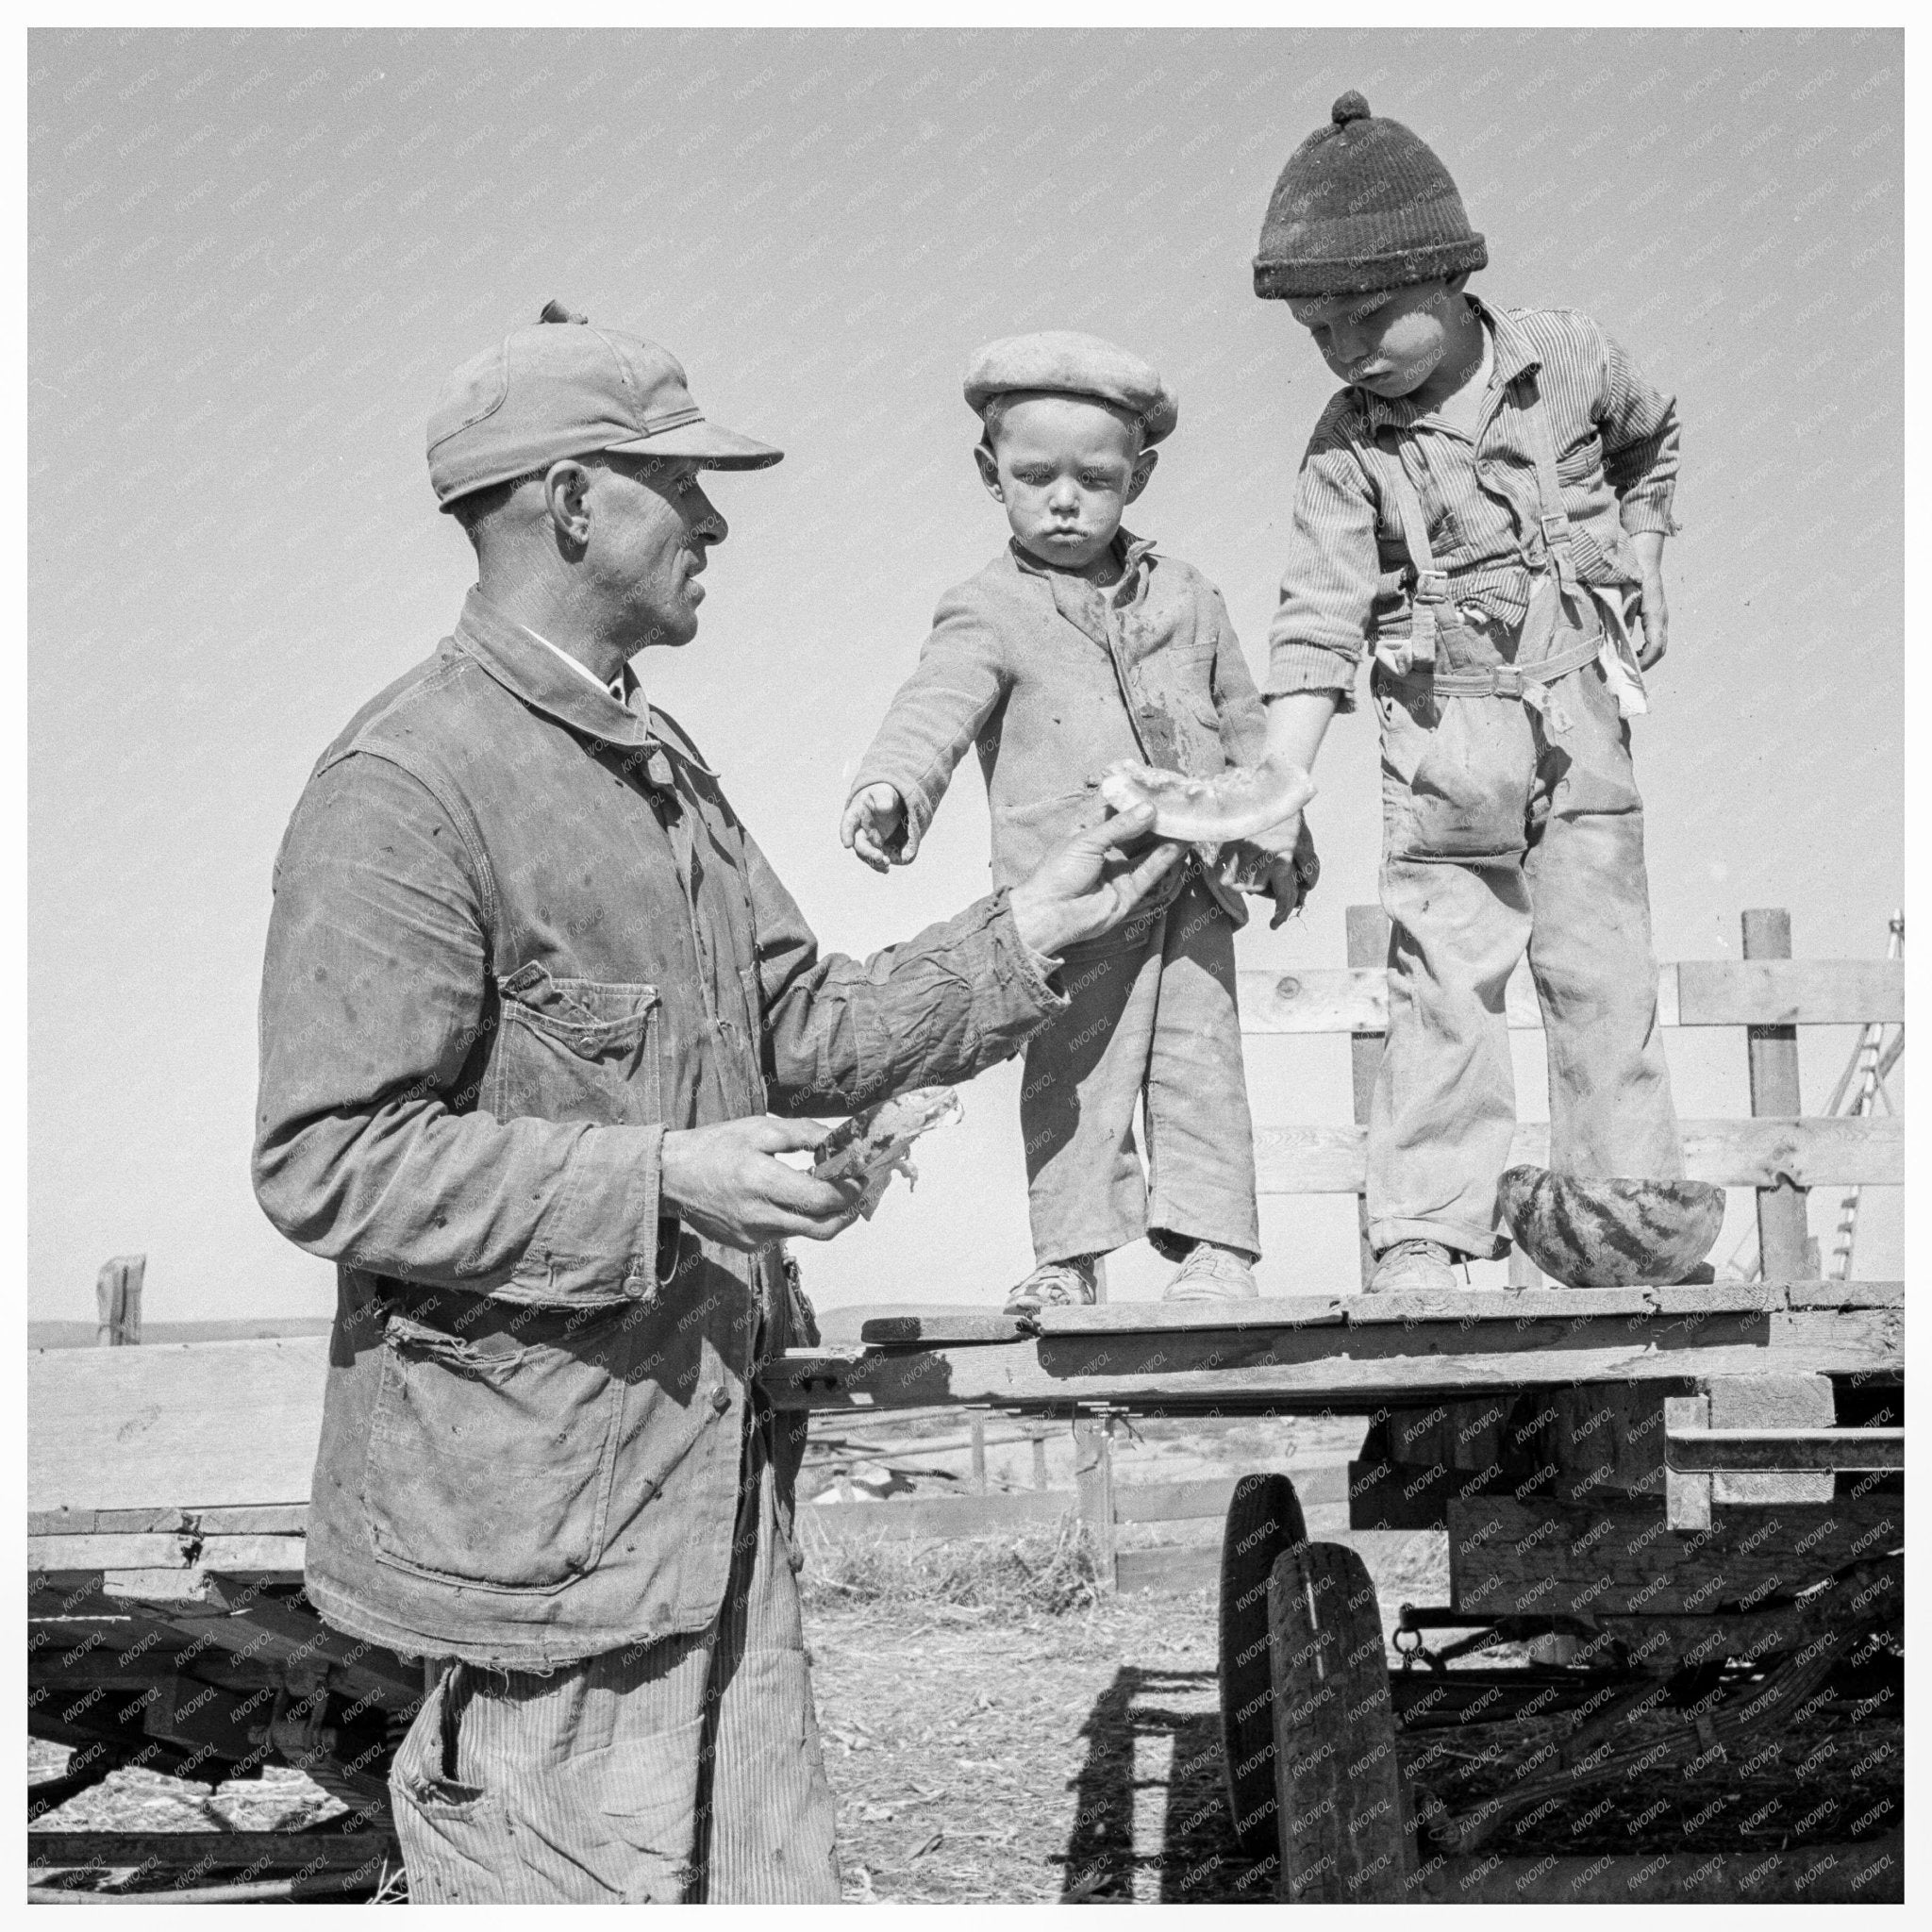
[659,1117,868,1252]
[1008,804,1182,959]
[840,783,917,873]
[1633,530,1669,670]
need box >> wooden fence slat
[796,1488,1072,1544]
[1254,1116,1901,1194]
[1677,957,1905,1027]
[1238,958,1901,1035]
[1744,910,1816,1280]
[1115,1544,1220,1593]
[29,1831,395,1876]
[29,1338,328,1516]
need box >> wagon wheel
[1267,1541,1409,1903]
[1216,1472,1308,1859]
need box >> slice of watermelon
[1097,755,1315,847]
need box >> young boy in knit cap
[841,332,1310,1310]
[1243,93,1684,1298]
[1246,92,1686,1294]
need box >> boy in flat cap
[842,331,1306,1310]
[1247,93,1686,1293]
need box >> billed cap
[962,329,1178,445]
[427,300,782,509]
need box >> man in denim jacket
[251,307,1178,1903]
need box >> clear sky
[29,26,1903,1323]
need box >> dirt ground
[807,1583,1269,1904]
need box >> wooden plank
[763,1290,1902,1415]
[28,1337,327,1515]
[28,1535,191,1574]
[27,1505,314,1540]
[1074,1418,1117,1587]
[28,1831,396,1876]
[1743,909,1814,1280]
[1446,1492,1904,1617]
[1269,1541,1408,1901]
[1414,1839,1900,1904]
[1116,1543,1219,1593]
[1238,959,1901,1034]
[196,1536,307,1575]
[1113,1467,1349,1525]
[1346,905,1391,1288]
[1255,1116,1901,1194]
[794,1488,1073,1544]
[858,1311,1029,1346]
[1677,957,1904,1027]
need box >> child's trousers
[1370,641,1683,1259]
[1019,871,1260,1264]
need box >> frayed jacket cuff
[500,1122,667,1306]
[989,888,1074,1006]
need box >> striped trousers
[389,1409,841,1903]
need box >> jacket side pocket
[363,1311,623,1593]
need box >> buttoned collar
[1352,295,1539,437]
[453,588,664,760]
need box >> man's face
[582,454,725,651]
[974,393,1153,575]
[1289,280,1457,399]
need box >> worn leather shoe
[1369,1239,1460,1293]
[1162,1242,1260,1302]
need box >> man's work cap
[1253,92,1486,301]
[963,330,1178,446]
[427,300,783,510]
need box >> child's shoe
[1005,1256,1099,1315]
[1161,1242,1260,1302]
[1369,1240,1461,1293]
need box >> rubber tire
[1217,1472,1309,1859]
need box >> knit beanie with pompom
[1253,92,1487,300]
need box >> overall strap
[1514,368,1582,605]
[1365,426,1450,671]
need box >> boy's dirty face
[974,393,1156,575]
[1288,279,1461,399]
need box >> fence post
[94,1255,145,1347]
[1030,1427,1049,1491]
[1742,909,1814,1280]
[969,1415,987,1493]
[1074,1415,1117,1590]
[1346,906,1391,1289]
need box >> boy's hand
[841,783,918,873]
[1633,532,1669,670]
[1243,818,1319,928]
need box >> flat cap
[428,301,782,509]
[963,330,1178,445]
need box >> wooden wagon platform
[27,908,1905,1900]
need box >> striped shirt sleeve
[1595,323,1681,537]
[1263,404,1380,709]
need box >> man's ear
[1446,272,1471,297]
[972,441,1005,501]
[1124,445,1158,506]
[542,460,593,547]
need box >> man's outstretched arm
[755,806,1180,1116]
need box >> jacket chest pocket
[490,965,660,1126]
[362,1312,625,1594]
